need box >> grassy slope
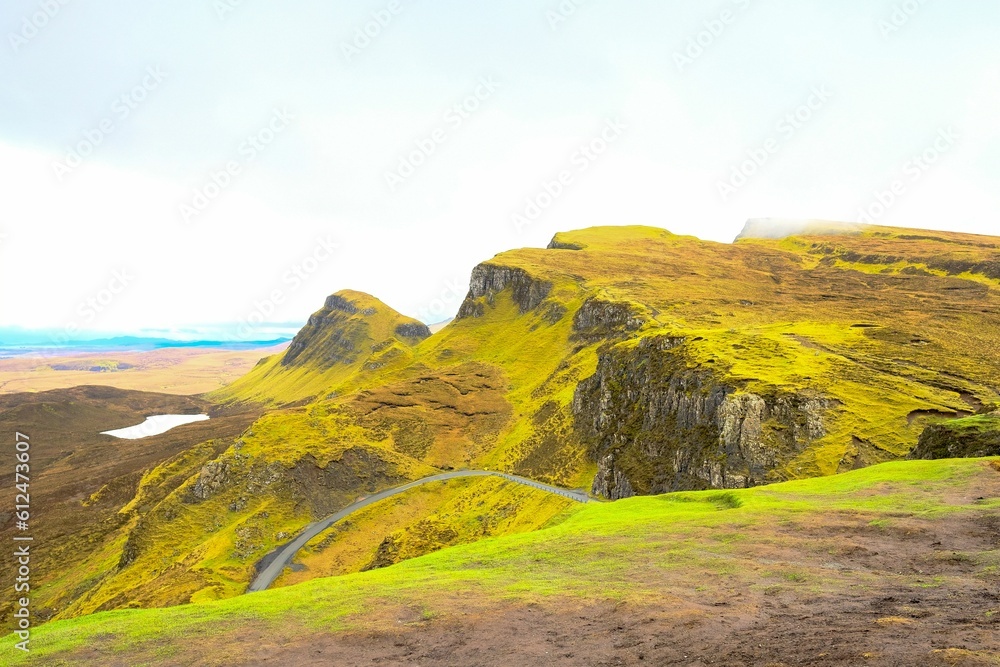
[51,405,441,618]
[42,319,579,619]
[273,476,574,587]
[0,388,261,627]
[28,291,443,618]
[7,457,998,665]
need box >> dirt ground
[239,572,999,666]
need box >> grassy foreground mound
[6,458,998,666]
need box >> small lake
[102,414,210,439]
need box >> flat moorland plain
[0,344,287,395]
[5,458,998,666]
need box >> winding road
[248,470,589,592]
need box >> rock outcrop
[280,290,429,370]
[547,238,585,250]
[323,294,360,315]
[281,300,366,369]
[457,263,552,318]
[395,322,432,340]
[191,460,231,500]
[574,335,833,497]
[572,297,647,341]
[909,412,1000,459]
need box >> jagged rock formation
[909,411,1000,459]
[457,263,553,318]
[572,297,648,341]
[191,460,231,500]
[215,289,431,406]
[395,322,432,340]
[574,335,833,497]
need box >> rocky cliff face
[909,412,1000,459]
[457,263,553,318]
[281,295,368,369]
[395,322,432,340]
[574,335,833,498]
[572,297,648,341]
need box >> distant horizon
[0,325,297,347]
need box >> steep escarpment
[572,296,650,341]
[283,292,429,369]
[574,335,834,497]
[457,263,554,318]
[433,223,998,496]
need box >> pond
[101,414,210,439]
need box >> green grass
[7,457,997,664]
[941,414,1000,433]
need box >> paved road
[247,470,589,592]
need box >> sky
[1,0,998,339]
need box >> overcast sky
[1,0,998,337]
